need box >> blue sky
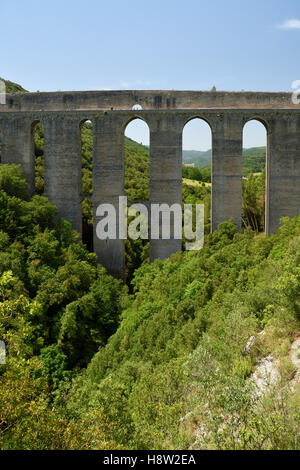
[1,0,299,149]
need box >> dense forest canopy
[0,163,299,449]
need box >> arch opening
[124,118,149,202]
[132,104,143,111]
[242,119,267,233]
[80,119,94,251]
[182,117,212,237]
[32,121,44,195]
[124,117,150,283]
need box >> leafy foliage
[0,78,27,94]
[63,217,300,450]
[182,165,211,182]
[0,164,124,370]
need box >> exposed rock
[178,411,193,425]
[289,338,300,388]
[250,355,280,397]
[244,335,256,355]
[290,339,300,369]
[244,331,266,355]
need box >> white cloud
[277,19,300,30]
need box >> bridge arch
[132,104,143,111]
[244,116,269,132]
[182,117,212,233]
[242,118,268,233]
[182,115,214,134]
[123,116,150,201]
[122,115,150,134]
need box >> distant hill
[0,78,28,93]
[183,146,266,175]
[183,149,211,167]
[242,147,266,175]
[125,136,149,157]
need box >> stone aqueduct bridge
[0,90,300,278]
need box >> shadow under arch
[80,118,94,251]
[242,118,268,233]
[31,119,45,195]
